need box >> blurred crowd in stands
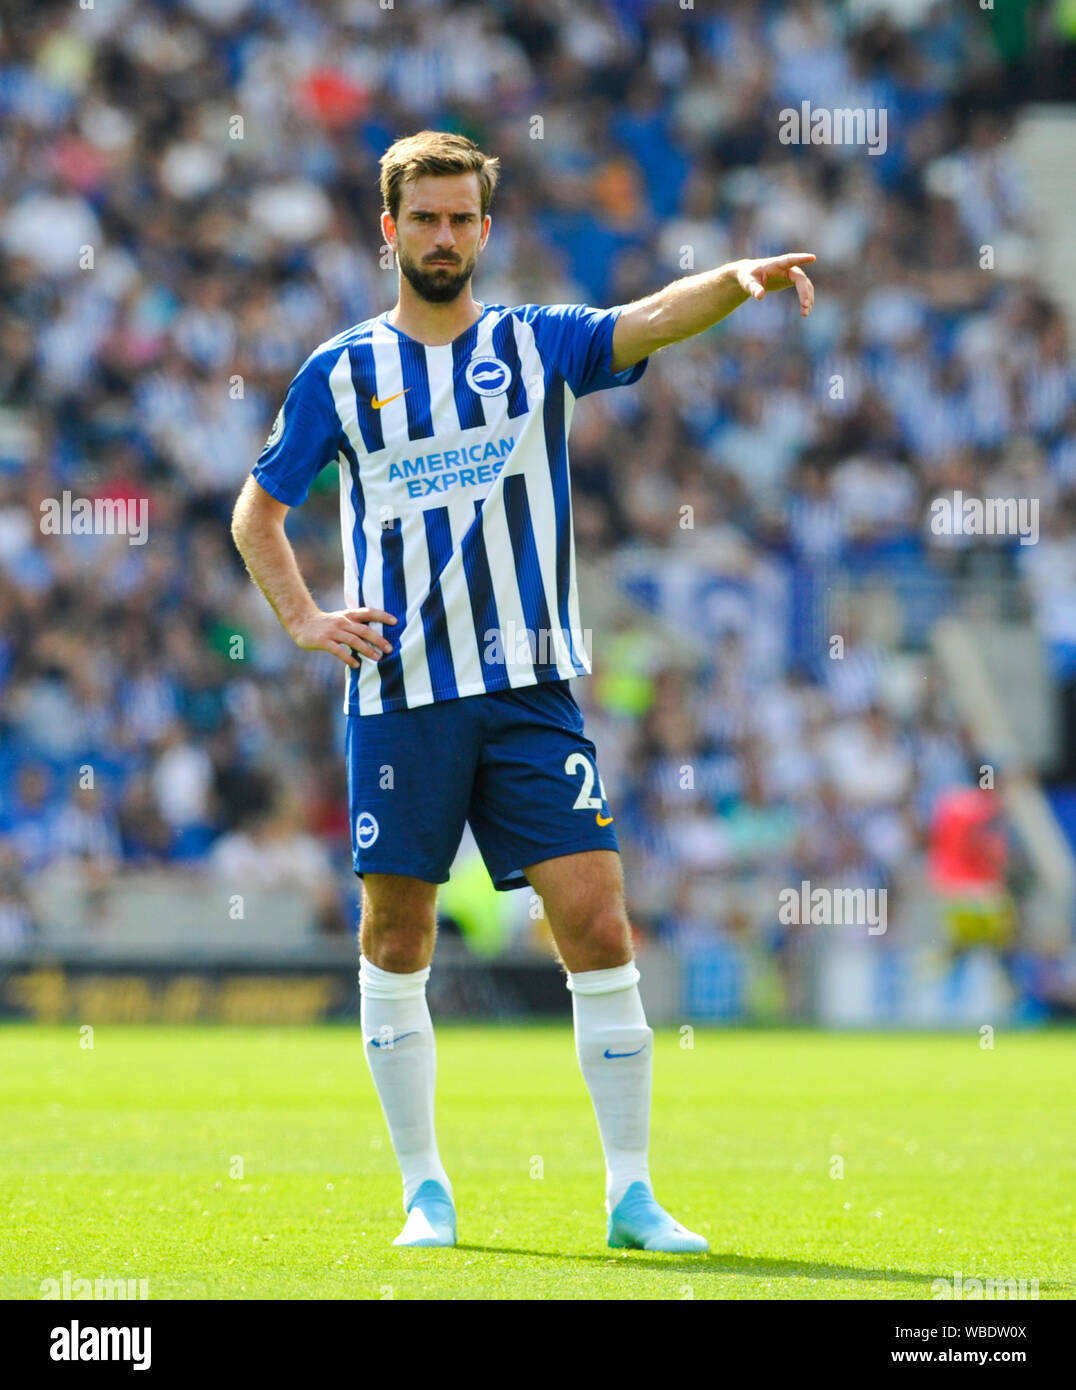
[2,0,1075,972]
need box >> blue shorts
[346,679,618,891]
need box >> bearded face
[388,172,488,305]
[396,242,477,304]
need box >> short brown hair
[379,130,500,222]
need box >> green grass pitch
[1,1024,1071,1300]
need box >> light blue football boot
[393,1179,457,1248]
[607,1182,709,1253]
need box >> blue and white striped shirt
[253,301,647,715]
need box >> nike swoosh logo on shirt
[603,1045,646,1059]
[371,389,411,409]
[596,813,614,826]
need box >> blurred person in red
[928,786,1016,950]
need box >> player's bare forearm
[609,252,816,373]
[230,475,396,668]
[231,477,319,634]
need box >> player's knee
[359,876,437,971]
[361,922,432,973]
[581,909,633,969]
[360,898,435,972]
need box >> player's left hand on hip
[736,253,816,316]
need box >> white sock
[568,962,653,1212]
[359,955,452,1212]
